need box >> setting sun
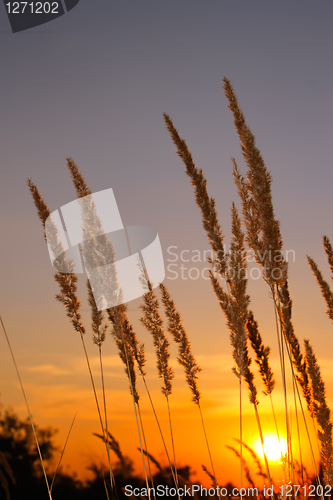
[252,434,288,463]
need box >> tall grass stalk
[132,401,151,498]
[292,375,304,487]
[79,322,118,494]
[307,238,333,484]
[234,439,267,481]
[239,377,243,491]
[225,77,294,475]
[226,445,256,493]
[107,302,152,497]
[27,177,118,495]
[271,287,293,480]
[163,111,274,489]
[139,372,180,494]
[307,236,333,323]
[137,402,156,500]
[280,330,322,491]
[305,340,333,486]
[138,270,179,490]
[0,315,52,500]
[139,449,163,474]
[87,280,114,494]
[253,404,273,492]
[110,307,152,499]
[222,78,318,486]
[159,283,220,495]
[166,395,177,486]
[245,311,282,461]
[66,158,155,493]
[50,413,77,492]
[115,301,179,490]
[163,113,275,490]
[24,89,333,493]
[159,283,201,406]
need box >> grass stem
[198,402,220,500]
[0,315,52,500]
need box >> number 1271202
[5,2,60,14]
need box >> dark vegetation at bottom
[0,408,326,500]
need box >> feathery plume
[137,449,163,474]
[323,236,333,276]
[67,158,155,498]
[278,283,312,411]
[163,113,226,275]
[226,446,256,489]
[164,111,273,487]
[67,157,91,198]
[27,179,53,241]
[209,204,257,406]
[67,157,121,310]
[66,157,144,398]
[233,439,267,479]
[157,280,217,490]
[223,78,287,286]
[246,312,275,396]
[88,281,107,347]
[27,179,85,336]
[123,311,147,376]
[307,240,333,323]
[222,82,312,480]
[159,283,201,404]
[163,115,259,403]
[304,340,333,486]
[201,465,219,489]
[94,431,125,470]
[94,431,134,477]
[139,274,173,396]
[106,432,128,470]
[108,305,141,404]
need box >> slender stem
[0,315,52,500]
[101,463,111,500]
[99,346,116,497]
[197,402,220,500]
[269,393,281,445]
[254,404,273,493]
[50,413,77,492]
[239,376,243,493]
[120,337,151,500]
[271,285,292,479]
[282,337,323,497]
[166,394,178,487]
[275,287,298,491]
[137,402,156,500]
[311,416,321,458]
[79,332,117,499]
[140,372,180,499]
[292,374,304,487]
[269,285,323,496]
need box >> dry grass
[17,78,333,498]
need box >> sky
[1,0,333,488]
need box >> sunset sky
[1,0,333,488]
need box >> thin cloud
[27,364,71,376]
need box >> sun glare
[252,434,288,463]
